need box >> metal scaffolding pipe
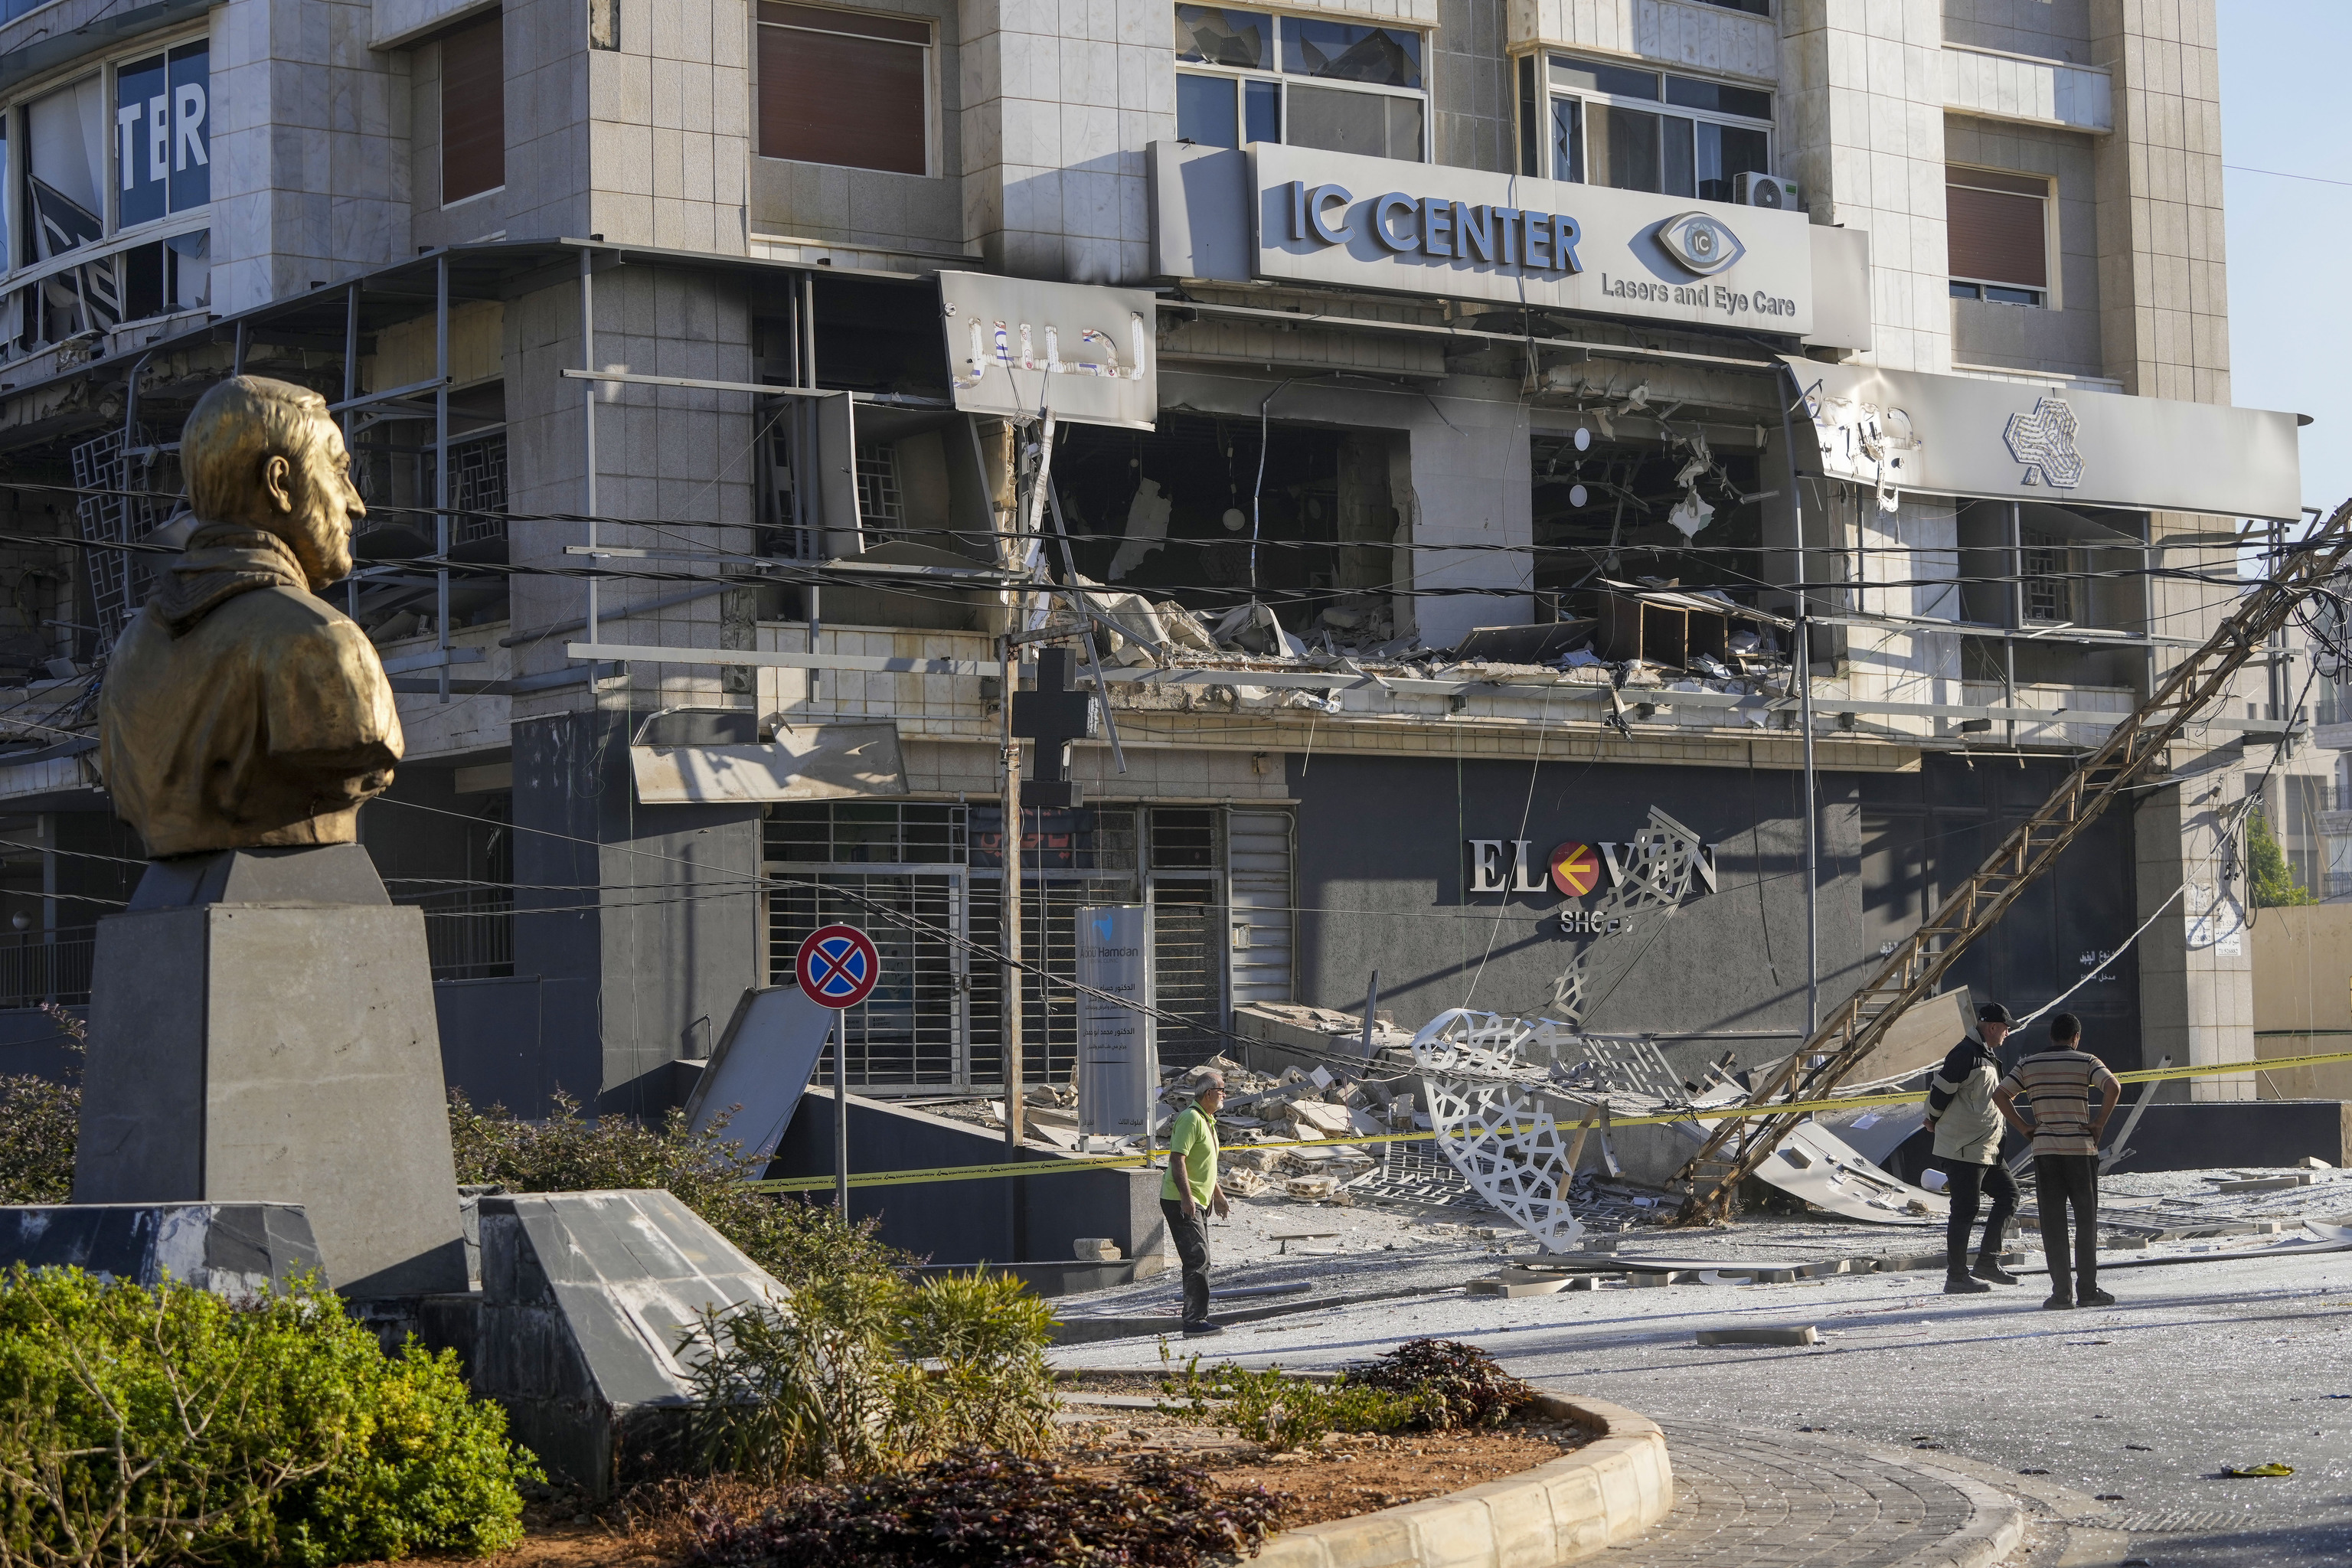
[434,255,452,701]
[581,249,599,647]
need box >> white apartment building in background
[0,0,2317,1123]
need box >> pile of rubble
[1171,1056,1421,1206]
[1050,574,1798,720]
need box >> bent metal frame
[1669,496,2352,1223]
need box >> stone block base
[0,1203,322,1295]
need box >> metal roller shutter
[1227,808,1295,1011]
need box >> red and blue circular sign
[796,924,880,1009]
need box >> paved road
[1056,1236,2352,1566]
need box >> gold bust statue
[97,376,403,858]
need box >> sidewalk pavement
[1598,1424,2024,1568]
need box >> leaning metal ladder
[1669,497,2352,1224]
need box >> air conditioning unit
[1735,172,1801,211]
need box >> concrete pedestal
[0,1203,322,1295]
[73,845,469,1296]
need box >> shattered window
[1529,429,1766,606]
[1053,412,1406,649]
[2020,531,2073,622]
[24,77,106,266]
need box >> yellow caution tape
[742,1045,2352,1194]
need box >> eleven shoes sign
[1464,838,1719,899]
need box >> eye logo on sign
[2003,395,2084,488]
[1549,842,1601,897]
[1656,212,1746,276]
[796,924,880,1010]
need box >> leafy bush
[0,1073,919,1288]
[446,1090,910,1291]
[0,1077,76,1207]
[896,1271,1060,1457]
[1342,1338,1536,1431]
[1156,1338,1537,1451]
[1155,1349,1422,1453]
[688,1450,1286,1568]
[681,1268,1061,1481]
[0,1006,85,1207]
[0,1267,537,1568]
[681,1272,916,1484]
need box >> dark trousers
[2034,1154,2100,1296]
[1161,1197,1212,1324]
[1939,1156,2019,1272]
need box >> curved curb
[1247,1390,1674,1568]
[1881,1446,2105,1568]
[1846,1446,2027,1568]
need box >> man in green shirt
[1161,1068,1230,1334]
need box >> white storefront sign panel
[1785,355,2306,521]
[1076,904,1155,1138]
[938,271,1158,431]
[1149,142,1870,349]
[629,723,910,803]
[1238,143,1817,334]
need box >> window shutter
[441,15,505,204]
[757,5,928,176]
[1946,168,2047,289]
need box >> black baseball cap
[1975,1001,2014,1025]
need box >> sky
[2216,1,2352,526]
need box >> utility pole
[1775,369,1821,1037]
[1000,639,1024,1155]
[991,410,1073,1260]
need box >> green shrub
[0,1267,537,1568]
[0,1077,76,1207]
[1155,1337,1537,1452]
[1155,1348,1423,1453]
[896,1270,1060,1457]
[680,1268,1061,1481]
[0,1006,84,1207]
[1341,1339,1536,1431]
[679,1269,918,1484]
[447,1091,910,1292]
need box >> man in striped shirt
[1995,1013,2122,1311]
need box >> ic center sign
[1245,143,1817,333]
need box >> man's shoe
[2079,1286,2116,1308]
[2042,1292,2076,1311]
[1943,1272,1991,1295]
[1972,1258,2020,1285]
[1181,1320,1226,1337]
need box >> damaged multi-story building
[0,0,2318,1115]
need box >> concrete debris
[1269,1230,1341,1255]
[1465,1270,1578,1298]
[1697,1326,1819,1347]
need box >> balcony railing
[0,934,94,1008]
[396,889,514,981]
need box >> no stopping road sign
[796,925,880,1009]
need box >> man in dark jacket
[1926,1001,2022,1295]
